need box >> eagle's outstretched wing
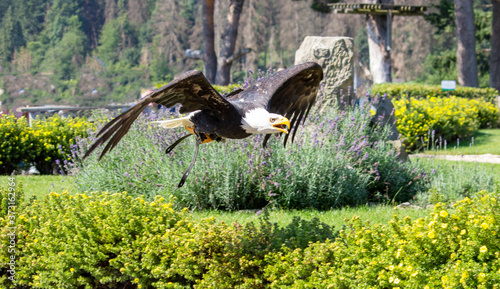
[231,62,323,147]
[84,70,231,160]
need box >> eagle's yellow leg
[185,126,215,144]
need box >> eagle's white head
[241,108,290,135]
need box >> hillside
[0,0,477,109]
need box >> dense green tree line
[0,0,496,109]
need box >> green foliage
[40,16,88,79]
[262,192,500,288]
[419,50,458,85]
[0,114,94,174]
[0,5,25,65]
[43,0,84,44]
[2,189,500,288]
[393,96,498,151]
[210,84,242,96]
[354,26,369,67]
[149,55,173,83]
[98,15,138,66]
[414,158,497,205]
[11,0,47,42]
[0,115,34,174]
[421,3,493,87]
[0,191,333,288]
[372,82,499,102]
[26,40,48,73]
[0,177,26,219]
[423,0,455,34]
[74,102,428,210]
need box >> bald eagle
[85,62,323,187]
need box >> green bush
[0,177,26,219]
[1,190,500,288]
[0,115,34,174]
[0,191,333,288]
[372,83,499,102]
[74,103,428,210]
[0,114,94,174]
[262,191,500,288]
[414,159,496,205]
[393,96,498,151]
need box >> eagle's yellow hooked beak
[272,117,291,134]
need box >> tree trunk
[203,0,217,83]
[454,0,479,87]
[490,0,500,91]
[365,0,392,84]
[215,0,245,85]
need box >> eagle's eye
[269,117,277,123]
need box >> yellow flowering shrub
[1,189,499,288]
[30,115,94,174]
[263,192,500,288]
[393,96,498,151]
[0,115,34,174]
[0,114,94,174]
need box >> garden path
[412,154,500,164]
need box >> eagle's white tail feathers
[153,116,193,129]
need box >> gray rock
[370,96,399,141]
[295,36,355,109]
[397,202,411,208]
[369,96,408,162]
[388,140,409,162]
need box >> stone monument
[295,36,355,109]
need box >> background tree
[187,0,247,85]
[202,0,217,83]
[215,0,245,85]
[1,0,493,110]
[365,0,393,84]
[423,0,492,88]
[454,0,479,87]
[490,0,500,91]
[0,6,25,66]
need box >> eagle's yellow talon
[186,126,195,135]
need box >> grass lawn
[413,157,500,181]
[3,154,497,230]
[0,175,76,199]
[5,154,499,229]
[190,205,433,229]
[1,174,433,228]
[421,129,500,155]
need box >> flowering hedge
[394,96,499,151]
[0,114,94,174]
[1,189,499,288]
[262,191,500,288]
[372,83,499,102]
[74,103,427,210]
